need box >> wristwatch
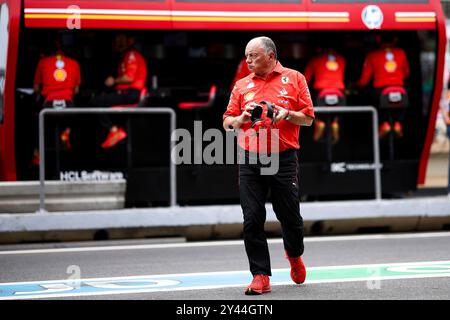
[285,109,292,121]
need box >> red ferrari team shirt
[224,62,314,153]
[115,49,148,91]
[304,52,346,90]
[358,47,410,88]
[34,54,81,101]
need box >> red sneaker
[101,127,127,149]
[60,127,71,150]
[286,251,306,284]
[393,121,403,138]
[245,274,271,295]
[313,119,325,141]
[379,121,391,139]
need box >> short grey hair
[257,36,278,60]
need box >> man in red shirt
[304,47,346,143]
[223,36,314,295]
[89,33,148,148]
[357,34,410,138]
[33,39,81,155]
[34,51,80,104]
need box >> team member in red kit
[357,34,410,138]
[33,39,81,156]
[89,33,148,148]
[223,36,314,295]
[304,47,346,143]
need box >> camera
[250,101,276,131]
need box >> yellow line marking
[24,13,349,23]
[395,17,436,22]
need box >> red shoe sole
[245,286,272,295]
[291,274,306,284]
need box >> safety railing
[314,106,382,200]
[38,107,177,213]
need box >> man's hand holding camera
[224,103,256,130]
[274,104,314,126]
[238,102,257,125]
[272,104,290,124]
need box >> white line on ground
[2,259,450,285]
[0,231,449,255]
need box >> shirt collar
[273,61,284,74]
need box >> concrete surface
[423,152,449,189]
[0,232,449,300]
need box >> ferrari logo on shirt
[281,76,289,84]
[244,91,255,101]
[53,69,67,82]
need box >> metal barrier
[37,106,379,211]
[38,107,177,213]
[314,106,382,200]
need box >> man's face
[245,40,273,76]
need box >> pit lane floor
[0,231,449,300]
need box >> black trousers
[372,88,408,123]
[32,99,75,149]
[88,89,140,129]
[314,93,346,124]
[238,148,304,276]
